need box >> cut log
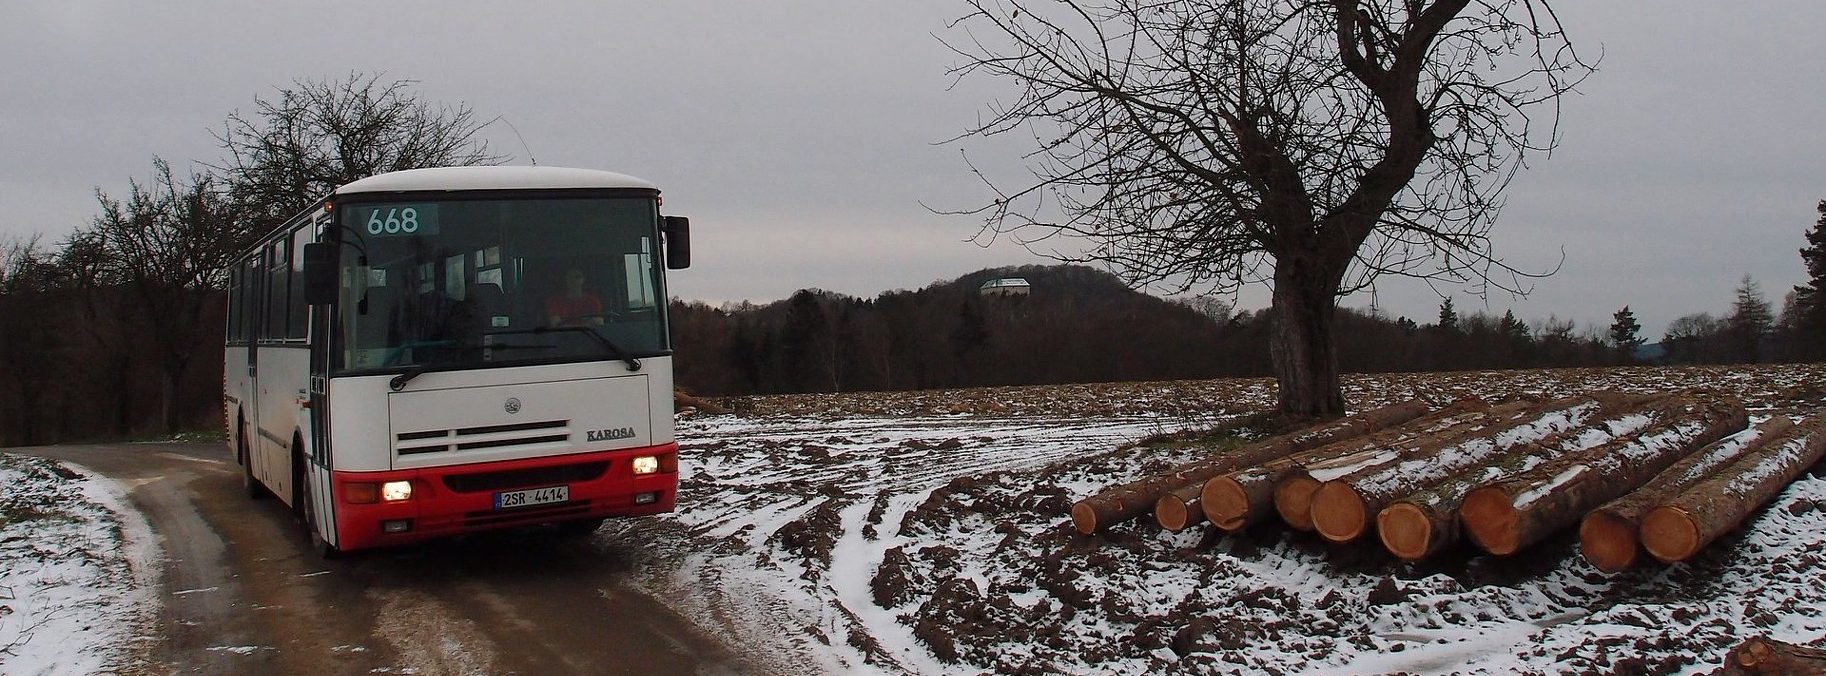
[1718,636,1826,675]
[1640,414,1826,564]
[1154,483,1206,532]
[674,388,730,414]
[1286,400,1537,534]
[1578,416,1796,573]
[1460,394,1747,556]
[1194,397,1491,532]
[1070,398,1431,534]
[1375,392,1685,561]
[1146,396,1431,533]
[1310,392,1640,544]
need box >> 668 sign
[358,204,439,237]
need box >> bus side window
[267,241,289,340]
[289,227,311,339]
[227,267,241,343]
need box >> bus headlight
[381,481,413,501]
[632,456,659,475]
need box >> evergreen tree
[1792,200,1826,358]
[1499,309,1531,344]
[1608,306,1644,361]
[1437,298,1459,332]
[1726,276,1773,363]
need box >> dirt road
[17,442,755,676]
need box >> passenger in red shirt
[546,268,605,327]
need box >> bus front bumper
[327,442,678,551]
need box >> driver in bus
[546,267,605,327]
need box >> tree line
[666,251,1826,399]
[0,73,497,446]
[3,71,1824,445]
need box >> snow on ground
[0,454,159,675]
[2,364,1822,674]
[609,364,1826,675]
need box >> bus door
[305,215,337,545]
[245,252,264,476]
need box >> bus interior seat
[471,282,508,327]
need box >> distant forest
[0,251,1818,447]
[667,264,1820,397]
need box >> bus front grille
[442,461,611,493]
[395,419,570,456]
[463,500,593,527]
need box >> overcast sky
[4,2,1823,338]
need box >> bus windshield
[333,196,667,374]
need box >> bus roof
[335,166,658,195]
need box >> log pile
[1717,636,1826,675]
[1070,398,1430,535]
[1070,388,1826,570]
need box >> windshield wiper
[486,326,642,371]
[536,325,646,372]
[390,365,430,392]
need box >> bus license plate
[494,485,569,510]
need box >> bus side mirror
[301,243,339,305]
[663,216,691,270]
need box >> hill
[669,265,1250,396]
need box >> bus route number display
[355,204,439,237]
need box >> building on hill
[979,277,1031,297]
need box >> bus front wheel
[239,418,267,500]
[294,436,341,559]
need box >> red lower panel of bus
[328,443,678,551]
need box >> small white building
[978,277,1031,297]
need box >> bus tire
[239,417,267,500]
[296,436,341,559]
[303,479,342,560]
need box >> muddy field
[607,364,1826,675]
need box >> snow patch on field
[0,454,160,675]
[619,365,1826,674]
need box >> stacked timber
[1070,399,1431,534]
[1182,397,1491,532]
[1718,636,1826,675]
[1459,394,1748,556]
[1070,388,1823,569]
[1375,391,1687,561]
[1639,413,1826,564]
[1307,392,1642,544]
[1577,416,1796,572]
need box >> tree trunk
[1640,414,1826,564]
[1718,636,1826,675]
[1199,397,1489,532]
[1072,398,1430,534]
[1580,416,1795,573]
[1461,395,1747,556]
[1376,392,1680,561]
[1269,260,1343,419]
[1310,392,1637,544]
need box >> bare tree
[947,0,1592,417]
[89,159,237,432]
[211,72,503,232]
[0,236,68,444]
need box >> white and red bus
[223,166,690,555]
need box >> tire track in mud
[369,587,500,675]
